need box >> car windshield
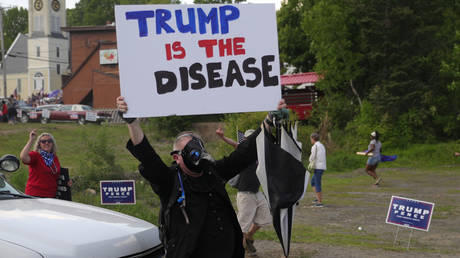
[0,176,27,199]
[37,105,60,111]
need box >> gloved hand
[269,108,290,121]
[117,111,136,124]
[265,108,289,126]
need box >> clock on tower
[34,0,43,11]
[52,0,61,12]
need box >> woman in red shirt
[20,129,61,197]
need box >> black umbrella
[255,124,309,257]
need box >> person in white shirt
[365,131,382,185]
[309,133,326,207]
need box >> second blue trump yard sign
[386,196,434,231]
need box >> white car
[0,155,164,258]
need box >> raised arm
[216,127,238,149]
[20,129,37,164]
[117,96,173,196]
[116,96,144,145]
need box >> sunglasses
[40,139,53,144]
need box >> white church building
[0,0,69,100]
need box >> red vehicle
[25,104,111,125]
[281,72,320,120]
[21,105,61,124]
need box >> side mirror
[0,154,20,172]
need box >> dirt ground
[249,167,460,258]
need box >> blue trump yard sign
[386,196,434,231]
[100,180,136,205]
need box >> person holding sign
[364,131,382,186]
[216,128,271,257]
[117,96,284,258]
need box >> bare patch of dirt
[250,167,460,258]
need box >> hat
[244,129,255,137]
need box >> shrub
[146,116,195,138]
[74,130,125,191]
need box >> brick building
[61,25,119,108]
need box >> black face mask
[181,137,214,172]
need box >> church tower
[27,0,68,95]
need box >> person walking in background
[308,133,327,207]
[20,129,61,197]
[365,131,382,186]
[216,128,272,257]
[454,152,460,157]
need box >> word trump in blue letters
[125,6,240,37]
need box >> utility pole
[0,7,7,98]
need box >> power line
[0,4,17,10]
[7,53,69,64]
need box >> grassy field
[1,122,460,257]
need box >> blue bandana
[39,150,55,167]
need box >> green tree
[300,0,459,141]
[437,2,460,138]
[303,0,364,130]
[2,7,28,59]
[67,0,172,26]
[277,0,316,73]
[356,0,457,140]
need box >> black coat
[127,128,261,258]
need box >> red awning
[281,72,319,86]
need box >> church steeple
[27,0,68,95]
[29,0,66,38]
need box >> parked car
[0,154,164,258]
[17,102,50,123]
[24,104,111,125]
[19,104,61,124]
[43,104,112,125]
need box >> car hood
[0,198,160,258]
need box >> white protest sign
[115,4,281,118]
[42,109,50,119]
[85,111,97,122]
